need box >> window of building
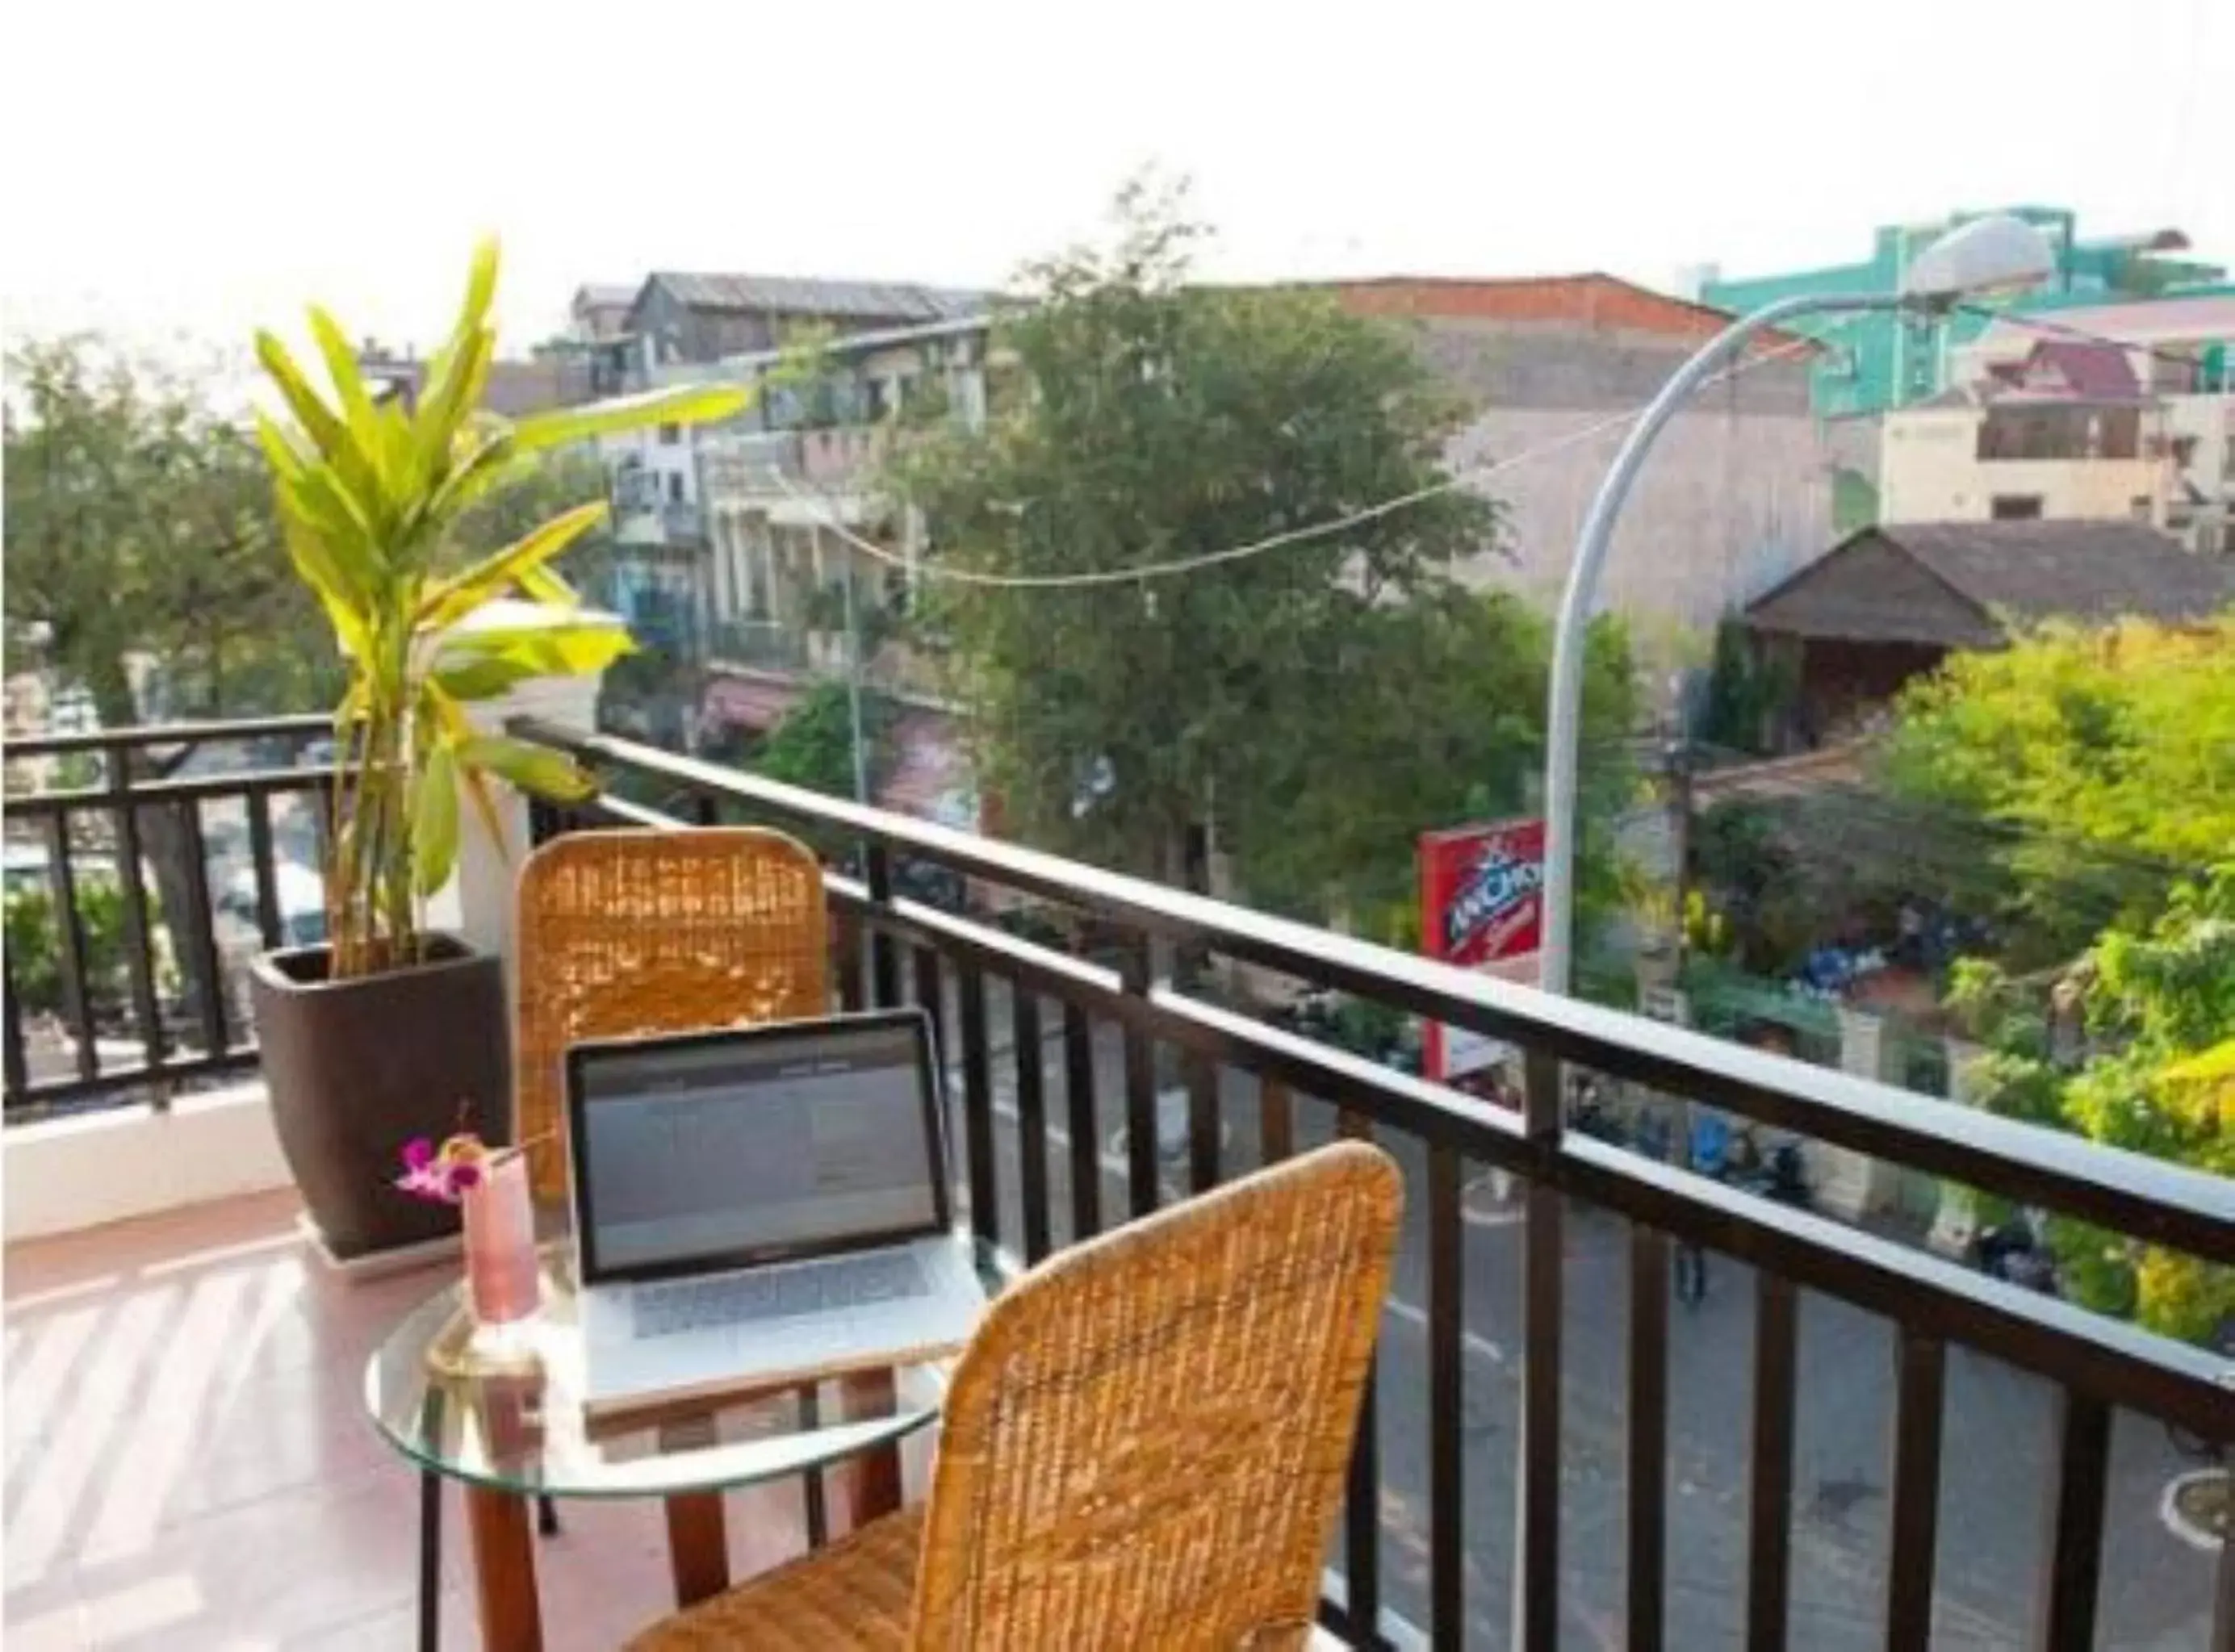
[667,473,686,504]
[658,423,680,446]
[2130,496,2154,521]
[1990,496,2044,521]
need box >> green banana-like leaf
[256,330,383,512]
[412,739,460,896]
[458,766,507,864]
[458,240,500,343]
[456,735,596,801]
[437,620,634,682]
[431,655,542,701]
[414,324,496,487]
[278,464,388,607]
[422,429,525,527]
[308,307,377,440]
[253,238,644,978]
[277,520,371,661]
[517,563,580,607]
[508,382,751,455]
[417,500,609,629]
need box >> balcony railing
[707,617,812,673]
[2,717,333,1117]
[701,426,886,500]
[514,721,2233,1652]
[701,431,803,496]
[5,716,2229,1646]
[614,498,704,546]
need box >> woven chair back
[513,828,828,1202]
[908,1140,1404,1650]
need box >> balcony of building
[2,712,2229,1651]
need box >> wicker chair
[513,828,829,1202]
[626,1139,1405,1651]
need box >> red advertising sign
[1419,818,1544,1081]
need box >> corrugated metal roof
[1744,520,2235,644]
[647,274,993,324]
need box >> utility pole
[839,541,869,805]
[1667,737,1695,976]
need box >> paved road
[936,979,2220,1650]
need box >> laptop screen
[567,1013,948,1284]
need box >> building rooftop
[1743,519,2235,646]
[639,274,994,325]
[1303,272,1821,352]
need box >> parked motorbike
[1722,1127,1811,1211]
[1970,1222,2059,1295]
[1566,1080,1629,1147]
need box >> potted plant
[247,244,746,1259]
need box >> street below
[939,977,2220,1650]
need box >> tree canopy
[1884,617,2235,1345]
[1877,616,2235,967]
[892,184,1633,935]
[4,336,337,726]
[1950,865,2234,1345]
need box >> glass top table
[363,1247,969,1502]
[365,1244,1008,1652]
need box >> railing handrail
[6,763,339,815]
[562,777,2234,1453]
[5,713,333,759]
[521,719,2235,1268]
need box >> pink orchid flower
[395,1131,494,1205]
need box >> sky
[4,0,2229,369]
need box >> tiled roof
[646,274,993,324]
[1312,274,1822,353]
[1744,520,2234,645]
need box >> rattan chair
[626,1139,1405,1652]
[513,828,829,1202]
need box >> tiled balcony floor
[5,1193,817,1650]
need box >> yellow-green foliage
[254,242,747,975]
[1881,617,2235,959]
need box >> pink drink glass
[462,1151,541,1327]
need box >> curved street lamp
[1536,214,2058,993]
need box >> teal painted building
[1697,207,2225,422]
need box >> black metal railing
[521,723,2233,1652]
[2,716,333,1118]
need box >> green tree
[751,680,898,800]
[5,335,341,725]
[1948,866,2234,1344]
[893,182,1626,929]
[5,336,340,1037]
[1878,616,2235,966]
[1696,615,1793,758]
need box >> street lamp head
[1899,214,2057,307]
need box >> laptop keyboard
[632,1253,932,1340]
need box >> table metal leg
[797,1386,829,1549]
[664,1492,730,1608]
[838,1368,902,1528]
[464,1487,542,1652]
[535,1495,560,1537]
[419,1470,442,1652]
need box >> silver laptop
[565,1010,987,1419]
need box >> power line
[759,324,1839,592]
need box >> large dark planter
[249,936,510,1260]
